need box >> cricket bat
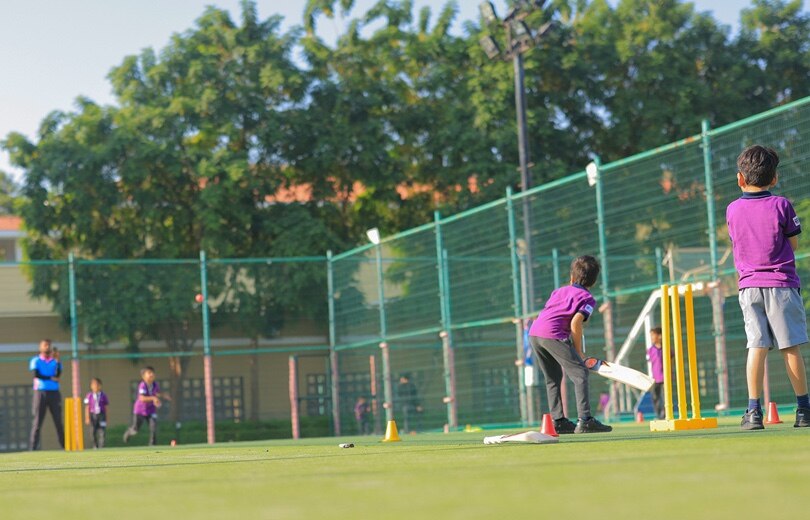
[584,357,654,392]
[483,431,559,445]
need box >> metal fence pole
[434,212,457,429]
[655,247,665,286]
[326,251,341,435]
[551,247,569,416]
[289,355,300,440]
[199,251,215,445]
[506,187,529,425]
[380,342,393,423]
[374,242,394,423]
[593,157,617,417]
[68,253,80,401]
[702,119,730,411]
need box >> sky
[0,0,790,181]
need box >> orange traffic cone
[765,402,783,424]
[541,413,559,437]
[636,411,644,423]
[382,420,402,442]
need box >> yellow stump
[650,284,718,432]
[64,397,84,451]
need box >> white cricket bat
[483,431,559,445]
[584,357,654,392]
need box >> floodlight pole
[513,51,536,315]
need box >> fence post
[701,119,730,411]
[373,240,394,423]
[199,251,215,445]
[506,187,529,426]
[380,342,393,422]
[551,247,569,415]
[68,253,80,401]
[591,156,617,417]
[289,355,300,440]
[655,247,665,285]
[434,212,457,429]
[326,250,341,436]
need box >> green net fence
[4,97,810,450]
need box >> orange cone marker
[765,402,783,424]
[541,413,559,437]
[636,411,644,423]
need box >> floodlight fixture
[479,35,502,60]
[366,227,381,245]
[479,2,498,24]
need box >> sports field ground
[1,416,806,519]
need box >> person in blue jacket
[29,339,65,450]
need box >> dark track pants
[529,336,591,420]
[30,390,64,450]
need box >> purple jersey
[133,381,160,416]
[726,191,801,289]
[84,391,109,414]
[529,284,596,340]
[647,345,664,383]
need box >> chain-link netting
[4,98,810,449]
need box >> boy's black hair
[140,366,155,377]
[737,145,779,187]
[650,326,662,335]
[91,377,102,385]
[570,255,600,287]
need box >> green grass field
[1,417,807,519]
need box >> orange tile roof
[0,216,22,232]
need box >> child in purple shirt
[726,145,810,430]
[646,327,665,419]
[528,255,611,434]
[123,366,167,445]
[84,377,109,448]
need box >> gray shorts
[738,287,809,349]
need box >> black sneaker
[741,408,764,430]
[795,407,810,428]
[575,417,612,433]
[554,417,577,434]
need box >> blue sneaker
[741,408,764,430]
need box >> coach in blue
[29,339,65,450]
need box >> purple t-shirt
[647,345,664,383]
[726,191,801,289]
[133,381,160,416]
[84,391,109,414]
[529,284,596,340]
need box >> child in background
[84,377,109,448]
[646,327,665,419]
[123,366,167,445]
[726,145,810,430]
[528,255,612,434]
[354,396,371,435]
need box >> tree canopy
[2,0,809,355]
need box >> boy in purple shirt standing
[84,377,109,449]
[528,255,612,433]
[726,145,810,430]
[646,327,665,419]
[123,366,166,445]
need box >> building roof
[0,216,22,233]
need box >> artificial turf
[1,417,807,519]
